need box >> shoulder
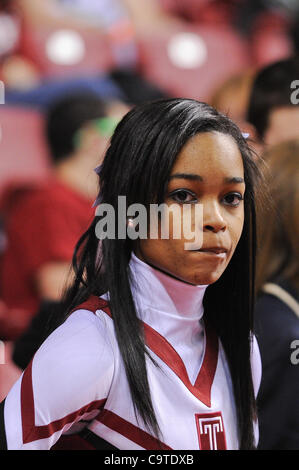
[5,181,76,216]
[43,303,113,351]
[255,291,298,323]
[33,305,115,387]
[3,304,115,449]
[254,284,299,359]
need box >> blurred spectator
[1,0,171,110]
[5,69,169,111]
[16,0,117,31]
[12,299,60,369]
[235,0,293,66]
[0,93,128,338]
[160,0,240,27]
[0,299,30,340]
[290,13,299,55]
[209,69,264,156]
[0,0,134,96]
[16,0,137,70]
[15,0,180,71]
[0,191,33,339]
[121,0,181,34]
[254,139,299,449]
[4,75,126,111]
[247,57,299,149]
[18,0,179,35]
[0,0,41,90]
[209,69,256,130]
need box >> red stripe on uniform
[142,320,218,407]
[73,296,219,407]
[21,359,106,444]
[70,296,111,317]
[23,295,218,448]
[96,409,172,450]
[193,322,219,405]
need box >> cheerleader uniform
[0,253,261,450]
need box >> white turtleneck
[2,250,261,450]
[128,252,209,385]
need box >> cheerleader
[0,99,262,450]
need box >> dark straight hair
[55,98,262,449]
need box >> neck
[53,154,98,201]
[129,252,208,319]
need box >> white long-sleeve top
[0,253,261,450]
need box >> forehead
[171,131,244,177]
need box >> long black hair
[53,98,262,449]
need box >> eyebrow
[169,173,245,184]
[169,173,203,181]
[224,176,245,184]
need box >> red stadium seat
[249,11,293,67]
[160,0,237,26]
[0,106,50,192]
[19,25,114,80]
[137,23,251,101]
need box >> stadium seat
[0,106,50,192]
[20,26,114,80]
[249,11,293,67]
[137,23,251,101]
[160,0,236,26]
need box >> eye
[222,192,244,207]
[169,189,197,204]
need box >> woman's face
[136,131,246,285]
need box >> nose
[203,201,227,233]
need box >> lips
[191,246,229,255]
[199,247,228,254]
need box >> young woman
[0,98,262,450]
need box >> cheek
[137,239,168,265]
[137,237,182,274]
[229,211,244,251]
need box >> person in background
[254,139,299,449]
[209,70,258,153]
[2,0,171,110]
[210,70,255,127]
[17,0,179,36]
[247,57,299,150]
[0,0,125,90]
[1,0,175,108]
[0,93,127,338]
[0,0,41,90]
[14,0,180,72]
[290,13,299,55]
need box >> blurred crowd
[0,0,298,451]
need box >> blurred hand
[1,54,41,90]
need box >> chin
[191,270,224,286]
